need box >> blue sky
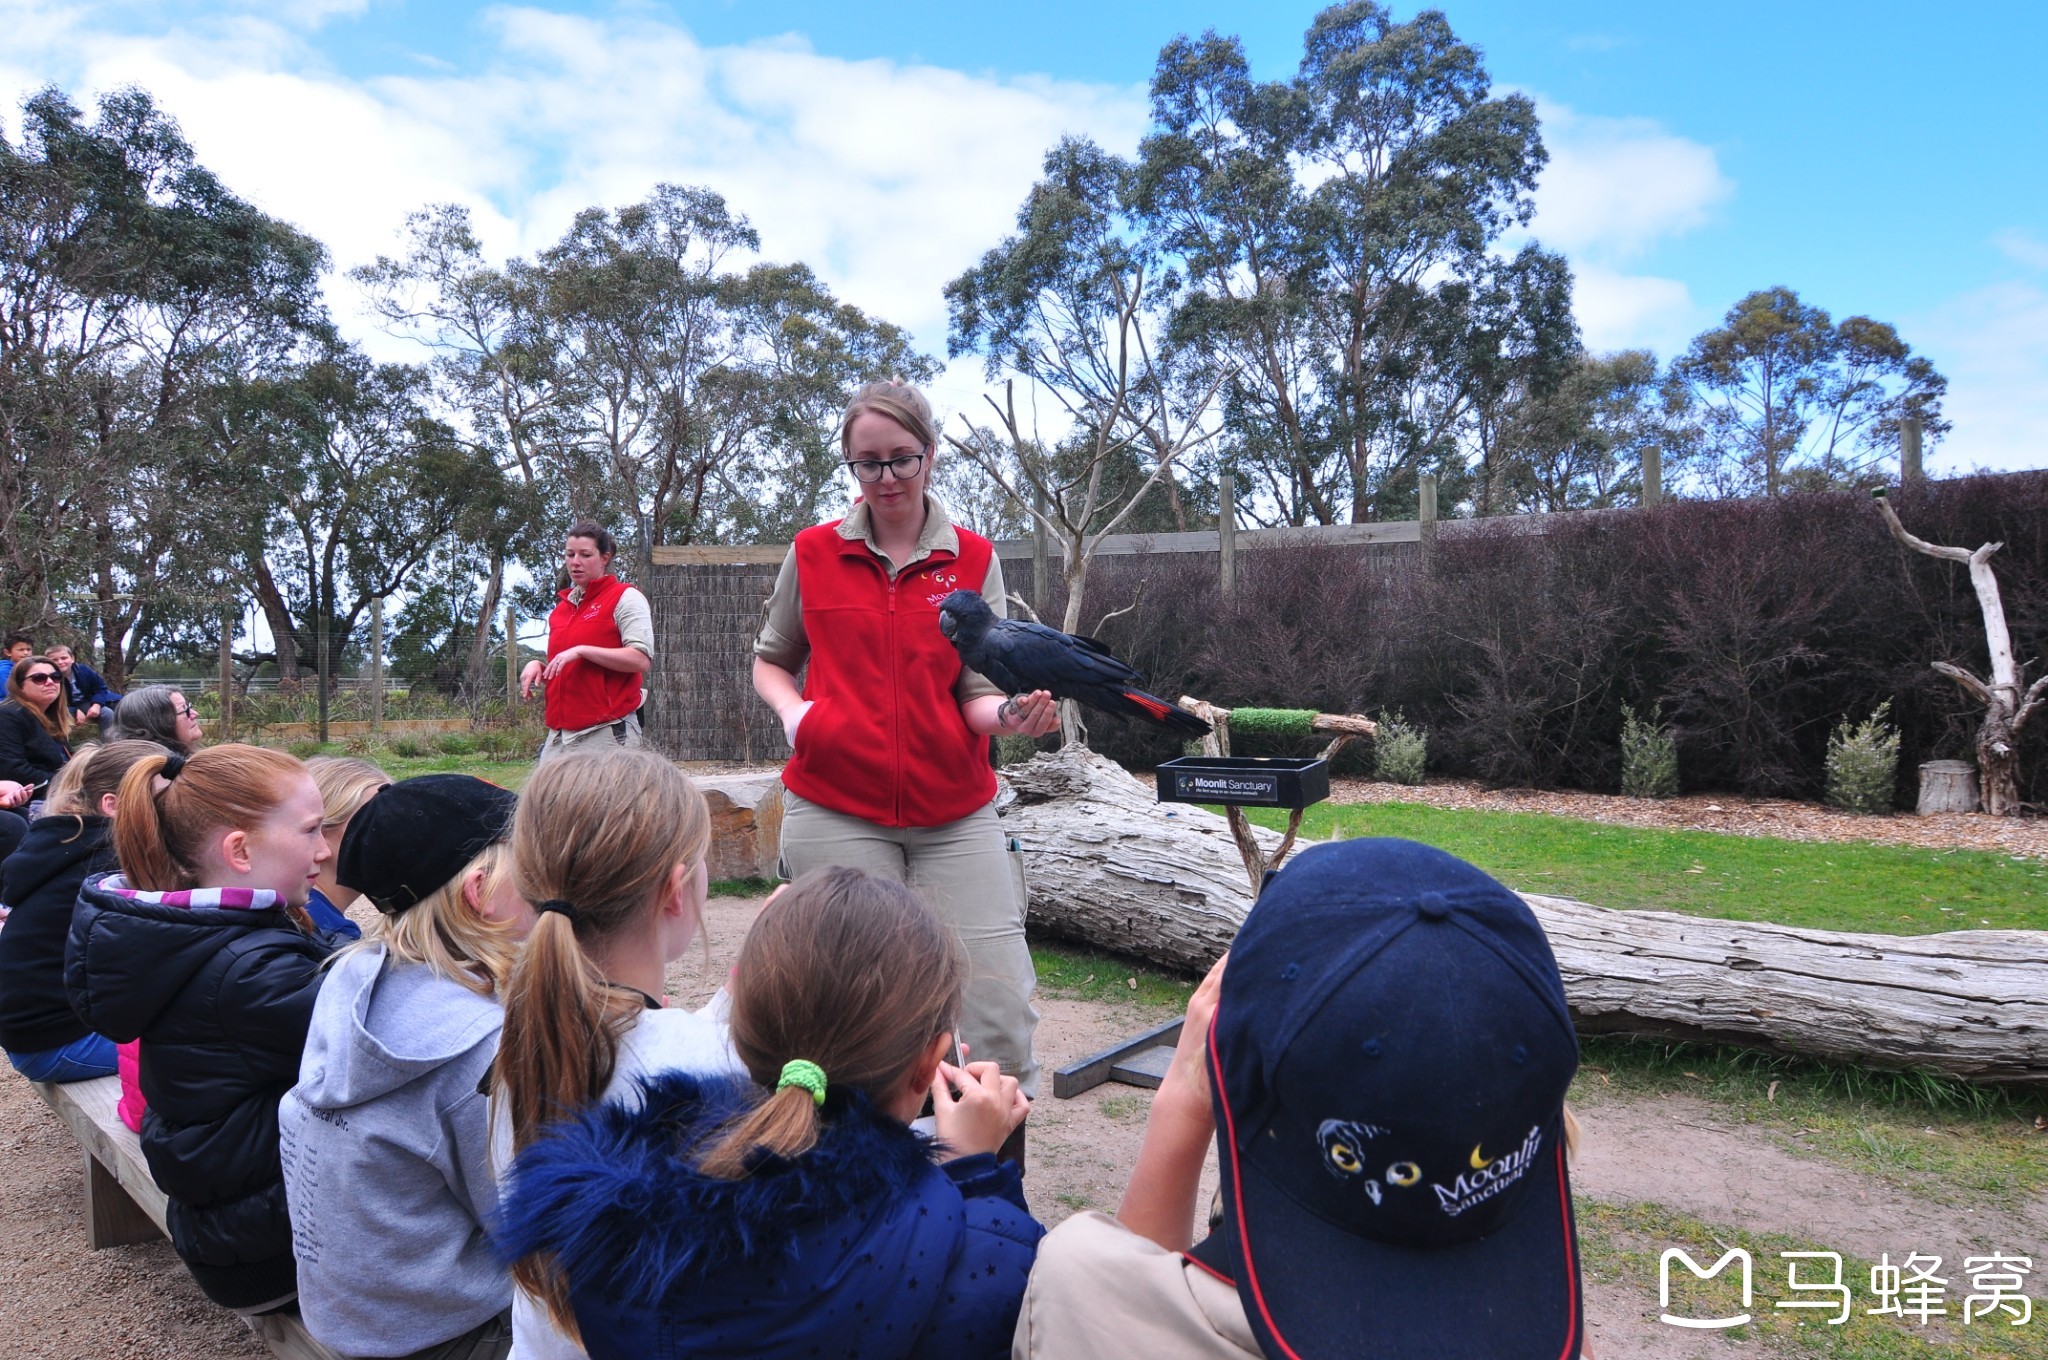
[5,0,2045,471]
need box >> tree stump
[1002,746,2048,1085]
[1917,760,1981,815]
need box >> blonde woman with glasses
[751,381,1059,1152]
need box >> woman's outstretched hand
[518,659,545,699]
[1002,690,1060,737]
[930,1059,1027,1161]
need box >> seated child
[497,864,1043,1360]
[0,741,161,1082]
[303,755,390,940]
[65,745,338,1315]
[487,746,745,1360]
[1013,838,1587,1360]
[281,775,528,1360]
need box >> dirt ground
[3,892,2041,1359]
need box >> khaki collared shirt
[1012,1213,1261,1360]
[754,496,1007,705]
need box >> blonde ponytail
[495,747,710,1340]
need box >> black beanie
[337,774,518,916]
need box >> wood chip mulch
[1323,777,2048,861]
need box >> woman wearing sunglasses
[108,684,206,756]
[751,381,1059,1158]
[0,658,75,787]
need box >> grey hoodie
[280,945,510,1357]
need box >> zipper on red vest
[886,571,902,827]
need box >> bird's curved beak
[937,613,955,638]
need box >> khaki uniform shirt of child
[1011,1212,1261,1360]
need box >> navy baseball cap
[1197,838,1583,1360]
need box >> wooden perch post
[1176,697,1376,890]
[1000,747,2048,1084]
[1875,491,2047,815]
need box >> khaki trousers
[780,789,1040,1096]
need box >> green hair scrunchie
[776,1059,828,1107]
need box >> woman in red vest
[752,380,1059,1118]
[521,523,653,761]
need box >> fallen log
[1000,745,2048,1085]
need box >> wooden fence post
[1418,472,1438,565]
[505,601,519,711]
[1901,416,1924,488]
[218,614,234,742]
[1641,444,1662,506]
[1218,471,1237,599]
[1031,487,1050,617]
[369,596,385,733]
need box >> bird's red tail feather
[1122,690,1171,720]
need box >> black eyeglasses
[21,671,58,684]
[173,702,197,719]
[844,452,927,483]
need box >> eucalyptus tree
[947,137,1221,617]
[1670,287,1948,497]
[354,204,561,694]
[229,344,502,695]
[0,85,327,677]
[1136,3,1548,523]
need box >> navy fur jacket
[495,1070,1045,1360]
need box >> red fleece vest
[544,574,643,731]
[780,523,995,828]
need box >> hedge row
[1056,473,2048,808]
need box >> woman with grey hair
[108,685,205,756]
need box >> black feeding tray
[1155,755,1330,810]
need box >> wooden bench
[32,1075,344,1360]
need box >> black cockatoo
[936,590,1210,736]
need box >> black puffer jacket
[65,871,333,1309]
[0,702,69,785]
[0,813,115,1054]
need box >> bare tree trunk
[464,552,506,699]
[1002,746,2048,1084]
[250,557,303,693]
[1876,494,2047,815]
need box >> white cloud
[0,4,1148,358]
[1993,228,2048,272]
[1509,97,1731,357]
[1568,265,1695,356]
[1531,102,1730,261]
[1907,280,2048,473]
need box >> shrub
[993,733,1045,767]
[435,732,479,756]
[1620,703,1679,799]
[386,735,427,759]
[1373,710,1428,786]
[286,739,324,760]
[1825,701,1900,814]
[343,733,375,756]
[477,726,530,758]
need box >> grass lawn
[1237,802,2048,935]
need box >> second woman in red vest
[522,523,654,762]
[752,380,1059,1122]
